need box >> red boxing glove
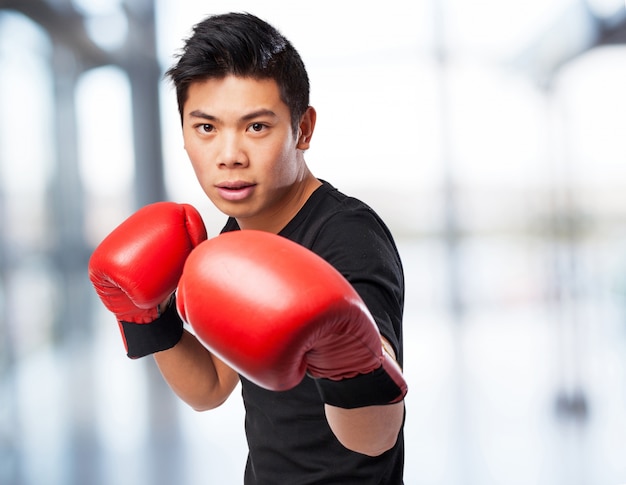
[177,230,407,409]
[89,202,207,358]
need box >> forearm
[324,336,404,456]
[325,401,404,456]
[153,329,239,411]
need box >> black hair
[166,12,310,135]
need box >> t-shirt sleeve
[311,208,405,365]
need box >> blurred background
[1,0,626,483]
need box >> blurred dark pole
[1,1,181,484]
[122,0,167,208]
[0,0,111,67]
[431,2,471,485]
[0,3,102,484]
[0,0,169,207]
[432,0,464,323]
[121,3,184,485]
[541,84,589,425]
[511,1,611,428]
[0,109,20,485]
[50,40,104,485]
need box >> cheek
[184,146,201,174]
[184,146,212,187]
[271,153,299,185]
[271,138,299,174]
[184,137,207,168]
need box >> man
[89,12,407,484]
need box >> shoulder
[309,183,401,267]
[289,181,396,250]
[299,182,405,362]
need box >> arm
[325,403,404,457]
[324,338,403,456]
[88,202,239,411]
[88,202,207,358]
[313,213,405,455]
[153,329,240,411]
[176,231,408,454]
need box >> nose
[217,132,248,168]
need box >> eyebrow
[188,109,279,123]
[188,110,217,121]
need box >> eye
[248,122,267,133]
[197,123,214,133]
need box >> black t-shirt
[221,180,405,484]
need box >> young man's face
[182,75,316,232]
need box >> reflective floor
[2,237,626,484]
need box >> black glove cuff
[314,366,404,409]
[120,299,183,359]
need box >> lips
[216,181,256,201]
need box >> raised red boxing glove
[89,202,207,358]
[176,230,407,409]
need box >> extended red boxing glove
[89,202,207,358]
[176,230,407,409]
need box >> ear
[296,106,317,150]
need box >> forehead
[184,76,285,116]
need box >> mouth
[217,181,254,190]
[216,181,256,201]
